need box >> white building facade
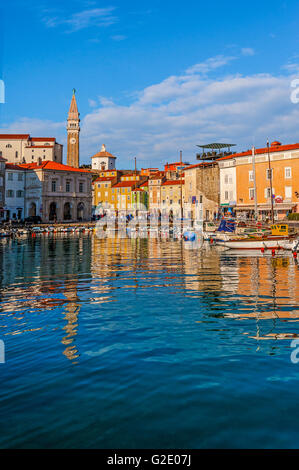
[4,164,26,220]
[0,134,63,165]
[218,158,237,214]
[0,156,5,221]
[91,145,116,171]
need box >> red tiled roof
[5,163,25,171]
[19,161,91,173]
[0,134,30,140]
[140,181,149,187]
[93,176,116,183]
[91,151,116,159]
[184,162,215,170]
[162,180,184,186]
[132,188,144,192]
[26,145,54,149]
[217,142,299,161]
[150,171,165,180]
[121,173,140,177]
[31,137,56,142]
[113,181,139,188]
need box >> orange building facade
[219,141,299,220]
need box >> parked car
[25,216,42,224]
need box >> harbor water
[0,234,299,448]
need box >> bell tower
[67,89,80,168]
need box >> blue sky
[0,0,299,168]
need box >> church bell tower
[67,89,80,168]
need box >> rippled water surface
[1,235,299,448]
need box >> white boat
[216,235,291,250]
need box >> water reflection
[0,236,299,362]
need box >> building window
[66,181,71,192]
[249,170,254,181]
[18,173,23,181]
[285,186,292,199]
[224,191,229,200]
[249,188,255,200]
[52,180,57,192]
[79,182,84,193]
[6,190,14,197]
[16,190,24,198]
[6,144,12,148]
[15,151,18,159]
[285,167,292,179]
[266,169,273,180]
[8,173,13,181]
[265,187,275,199]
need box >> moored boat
[216,224,296,250]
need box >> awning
[236,203,296,211]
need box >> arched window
[77,202,84,221]
[64,202,72,220]
[49,202,57,221]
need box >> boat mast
[267,140,275,223]
[180,150,183,221]
[252,146,258,221]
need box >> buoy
[293,251,298,259]
[261,247,265,253]
[272,249,275,257]
[210,238,213,244]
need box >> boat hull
[216,236,291,250]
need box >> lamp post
[267,140,275,224]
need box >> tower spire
[67,90,80,168]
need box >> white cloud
[241,48,255,56]
[186,55,236,75]
[2,55,299,168]
[43,7,117,33]
[88,99,98,108]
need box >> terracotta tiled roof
[31,137,56,142]
[217,142,299,161]
[91,144,116,159]
[121,173,139,177]
[93,176,116,183]
[26,145,54,149]
[184,162,216,170]
[150,171,165,180]
[132,188,144,192]
[5,163,25,171]
[113,181,139,188]
[162,180,184,186]
[0,134,30,140]
[140,181,149,187]
[19,161,91,173]
[91,151,116,159]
